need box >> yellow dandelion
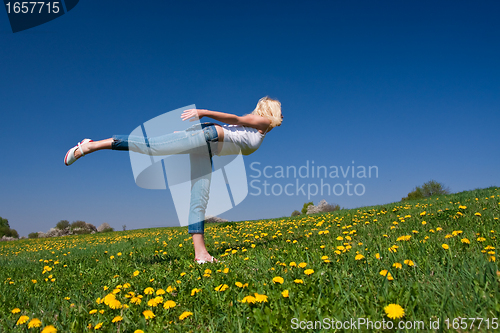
[379,270,394,280]
[191,288,202,296]
[289,262,297,267]
[147,298,160,307]
[254,293,268,303]
[41,325,57,333]
[461,238,470,244]
[393,262,402,269]
[442,244,449,250]
[89,309,97,314]
[272,276,284,284]
[108,299,122,310]
[94,323,103,330]
[355,254,365,260]
[163,300,176,309]
[384,303,405,319]
[143,310,155,319]
[134,330,145,333]
[179,311,193,321]
[403,260,415,266]
[240,295,256,303]
[475,212,482,217]
[294,279,304,284]
[214,284,229,292]
[282,290,289,298]
[16,315,29,325]
[11,308,21,314]
[144,287,154,295]
[28,318,42,328]
[375,253,381,259]
[133,270,140,277]
[111,316,123,323]
[304,269,314,275]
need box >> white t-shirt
[217,125,266,156]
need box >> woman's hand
[181,109,205,122]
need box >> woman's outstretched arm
[181,109,269,130]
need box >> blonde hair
[251,96,282,128]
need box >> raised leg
[74,139,113,159]
[72,127,209,160]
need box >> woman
[64,97,283,263]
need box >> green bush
[0,226,18,238]
[70,221,87,230]
[56,220,70,230]
[28,232,39,239]
[421,179,450,196]
[9,229,19,238]
[301,202,313,215]
[100,227,114,233]
[403,180,450,201]
[0,216,9,228]
[402,187,425,201]
[291,210,301,217]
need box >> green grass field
[1,187,499,332]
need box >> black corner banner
[3,0,80,33]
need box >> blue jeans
[112,123,218,234]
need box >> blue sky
[1,1,499,237]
